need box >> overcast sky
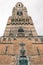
[0,0,43,36]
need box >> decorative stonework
[0,2,43,65]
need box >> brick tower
[0,2,43,65]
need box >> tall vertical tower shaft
[0,2,43,65]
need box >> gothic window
[17,11,23,16]
[18,28,25,37]
[18,28,24,32]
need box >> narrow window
[5,46,8,54]
[37,47,40,55]
[17,11,23,16]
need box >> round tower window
[19,4,20,6]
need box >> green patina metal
[19,59,28,65]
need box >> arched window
[18,28,24,32]
[18,28,25,37]
[19,56,28,65]
[17,11,23,16]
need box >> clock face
[17,11,23,16]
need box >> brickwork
[0,2,43,65]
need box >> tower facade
[0,2,43,65]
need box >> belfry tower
[0,2,43,65]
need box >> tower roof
[15,2,24,8]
